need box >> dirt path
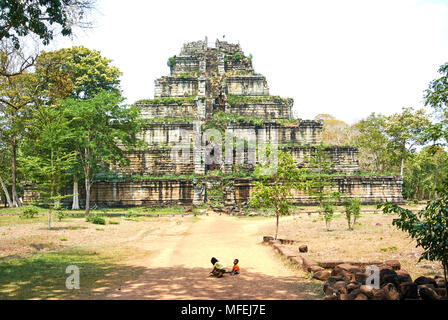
[91,215,319,300]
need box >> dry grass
[258,209,444,280]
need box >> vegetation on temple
[136,96,196,105]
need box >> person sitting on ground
[210,257,226,278]
[228,259,240,275]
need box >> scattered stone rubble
[264,236,447,300]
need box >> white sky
[50,0,448,124]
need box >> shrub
[167,55,176,68]
[56,208,66,222]
[86,215,106,225]
[20,207,38,219]
[231,52,244,62]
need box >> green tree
[249,150,307,240]
[351,113,394,174]
[21,104,77,229]
[379,183,448,296]
[35,46,121,100]
[385,107,430,177]
[34,46,122,209]
[305,144,340,231]
[0,0,95,50]
[403,146,448,200]
[0,133,12,207]
[0,43,39,206]
[61,91,143,215]
[344,197,361,230]
[424,62,448,146]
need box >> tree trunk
[274,212,279,240]
[400,157,404,177]
[0,176,13,207]
[48,186,53,230]
[85,179,91,216]
[11,136,21,207]
[72,177,80,210]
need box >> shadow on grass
[0,255,321,300]
[0,249,146,300]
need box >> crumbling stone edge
[263,236,447,300]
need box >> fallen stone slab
[313,270,331,281]
[385,260,401,270]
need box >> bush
[86,215,106,225]
[20,207,38,219]
[56,208,66,222]
[167,55,176,68]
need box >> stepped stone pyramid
[83,39,405,207]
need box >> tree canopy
[0,0,95,49]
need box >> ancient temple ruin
[83,39,404,207]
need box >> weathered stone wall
[226,76,269,96]
[171,56,199,75]
[226,121,323,145]
[154,77,198,97]
[287,146,360,174]
[79,175,403,208]
[180,40,207,56]
[118,149,195,176]
[90,179,194,207]
[215,40,242,53]
[138,103,197,119]
[219,146,359,175]
[225,102,292,119]
[225,60,253,72]
[140,123,195,146]
[139,121,323,148]
[232,176,404,205]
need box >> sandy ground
[88,215,319,300]
[0,214,320,300]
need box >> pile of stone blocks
[264,237,447,300]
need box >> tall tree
[0,0,95,50]
[0,132,12,207]
[384,107,430,177]
[0,41,39,206]
[34,46,122,209]
[351,113,394,174]
[21,104,77,229]
[425,62,448,146]
[61,91,143,215]
[403,146,448,200]
[36,46,121,100]
[315,113,350,145]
